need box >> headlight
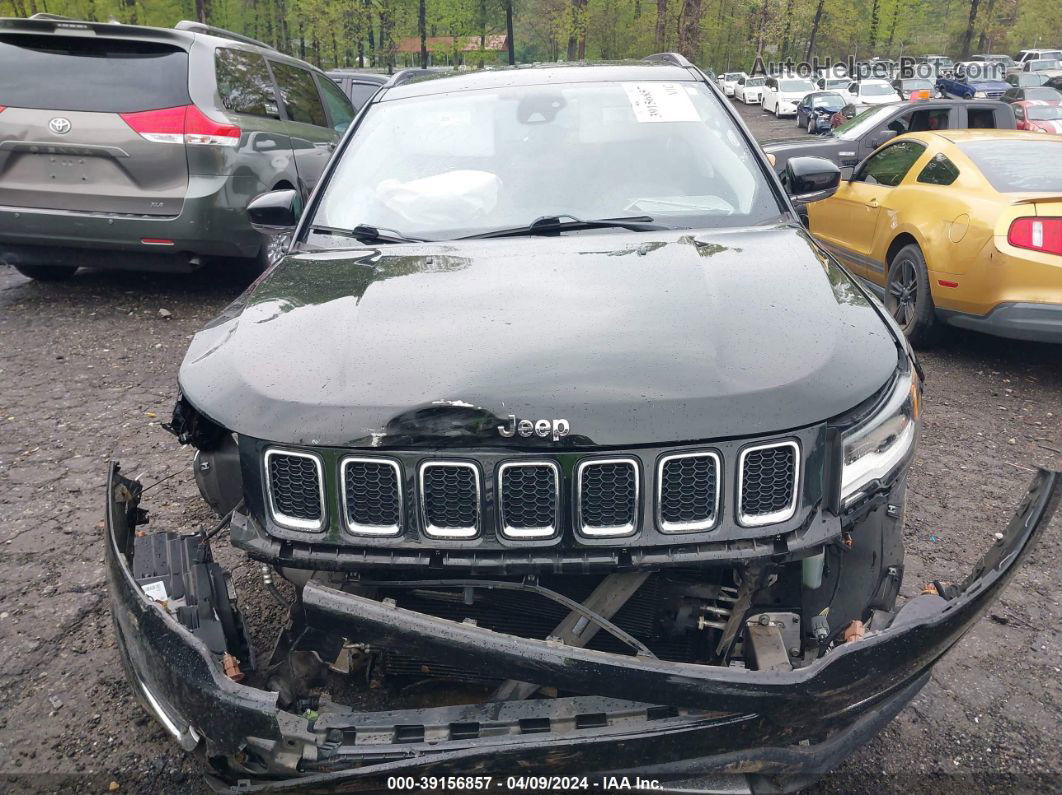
[839,370,921,508]
[973,90,987,98]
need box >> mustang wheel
[886,243,940,347]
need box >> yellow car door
[810,139,929,282]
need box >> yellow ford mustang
[809,130,1062,345]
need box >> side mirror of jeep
[784,156,842,204]
[248,189,302,231]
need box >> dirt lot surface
[0,99,1059,794]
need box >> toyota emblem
[48,117,72,135]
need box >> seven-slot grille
[657,452,720,532]
[576,458,639,537]
[265,450,324,530]
[264,441,801,538]
[737,441,799,527]
[419,462,481,538]
[341,457,402,535]
[498,461,560,538]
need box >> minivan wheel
[886,244,940,347]
[12,264,78,281]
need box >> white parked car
[720,71,748,97]
[1015,48,1062,68]
[816,76,850,92]
[761,76,817,117]
[843,79,901,106]
[734,75,766,104]
[1015,59,1062,80]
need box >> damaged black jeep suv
[106,54,1059,793]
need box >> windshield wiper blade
[310,224,424,244]
[459,214,664,240]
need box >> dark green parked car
[0,16,356,280]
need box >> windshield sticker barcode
[623,82,700,123]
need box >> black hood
[179,227,899,448]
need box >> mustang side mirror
[248,189,302,231]
[871,129,898,148]
[784,156,842,205]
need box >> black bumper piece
[105,463,1060,792]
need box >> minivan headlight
[840,370,920,508]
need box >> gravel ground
[0,99,1059,793]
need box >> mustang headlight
[840,370,920,508]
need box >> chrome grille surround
[736,440,800,527]
[340,456,403,536]
[264,448,326,532]
[575,457,640,538]
[418,461,481,539]
[656,451,721,533]
[497,460,561,539]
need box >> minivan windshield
[311,80,782,241]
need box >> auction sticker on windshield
[623,82,699,122]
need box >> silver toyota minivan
[0,16,356,280]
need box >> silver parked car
[0,15,356,280]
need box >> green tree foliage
[3,0,1058,69]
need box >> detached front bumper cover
[105,464,1059,793]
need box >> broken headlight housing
[839,369,920,509]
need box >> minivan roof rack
[174,20,276,51]
[28,12,78,21]
[644,52,694,68]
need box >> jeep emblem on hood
[498,414,570,441]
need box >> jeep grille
[498,462,560,538]
[576,458,639,537]
[265,450,324,530]
[658,452,720,532]
[419,462,480,538]
[342,457,402,535]
[737,441,799,526]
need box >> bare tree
[805,0,826,60]
[566,0,587,59]
[418,0,428,67]
[677,0,703,60]
[505,0,516,65]
[959,0,981,58]
[654,0,668,51]
[869,0,880,50]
